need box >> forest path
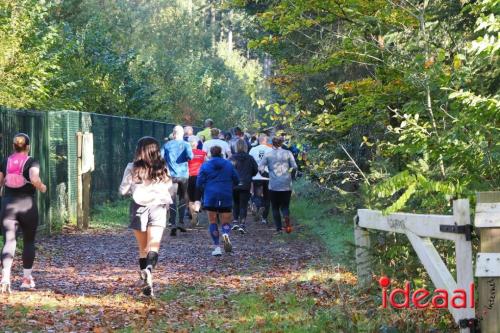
[0,218,355,332]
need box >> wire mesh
[1,107,200,232]
[0,107,50,229]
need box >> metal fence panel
[0,108,50,229]
[1,108,200,232]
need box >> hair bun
[13,133,30,152]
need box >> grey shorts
[129,201,167,232]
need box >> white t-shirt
[249,144,273,180]
[202,139,231,159]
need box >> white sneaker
[0,282,11,294]
[141,269,153,297]
[222,234,232,253]
[211,246,222,256]
[20,276,36,290]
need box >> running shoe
[0,282,11,294]
[141,269,153,297]
[20,276,36,290]
[178,225,187,233]
[231,221,239,230]
[260,218,268,225]
[211,246,222,256]
[170,227,177,237]
[284,216,292,234]
[191,211,199,226]
[238,225,246,234]
[255,207,263,222]
[222,234,232,253]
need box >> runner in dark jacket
[196,146,239,256]
[230,139,258,234]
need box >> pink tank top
[4,153,30,188]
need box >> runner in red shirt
[187,140,207,225]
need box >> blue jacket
[162,140,193,178]
[196,157,239,208]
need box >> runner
[162,126,193,236]
[196,119,214,142]
[119,136,172,297]
[230,139,258,234]
[187,139,207,226]
[0,133,47,293]
[259,136,298,234]
[229,127,249,155]
[202,128,231,159]
[249,134,273,224]
[184,126,202,149]
[196,146,239,256]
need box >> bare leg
[133,230,148,258]
[147,226,164,253]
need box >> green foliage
[0,0,268,128]
[233,0,499,213]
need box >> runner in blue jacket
[196,146,239,256]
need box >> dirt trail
[0,219,341,332]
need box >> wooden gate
[355,199,476,332]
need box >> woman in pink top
[187,140,207,225]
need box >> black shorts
[187,175,202,202]
[204,206,232,213]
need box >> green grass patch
[90,200,129,230]
[292,179,354,265]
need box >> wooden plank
[476,253,500,277]
[76,132,83,230]
[405,232,472,327]
[475,203,500,228]
[354,215,371,288]
[452,199,475,332]
[476,191,500,333]
[82,172,91,229]
[358,209,458,241]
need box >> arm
[160,144,165,159]
[119,164,133,196]
[0,172,4,190]
[259,155,268,174]
[251,157,258,177]
[196,166,207,190]
[29,166,47,193]
[288,151,298,171]
[231,165,240,186]
[186,143,194,160]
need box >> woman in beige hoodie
[119,137,172,297]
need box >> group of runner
[0,119,298,296]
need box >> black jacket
[230,152,258,190]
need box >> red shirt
[188,149,207,176]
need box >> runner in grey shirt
[259,137,297,233]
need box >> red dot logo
[379,276,391,288]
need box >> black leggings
[1,195,39,270]
[252,180,270,219]
[233,189,251,222]
[269,190,291,231]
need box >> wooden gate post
[354,215,371,287]
[76,132,83,229]
[474,191,500,333]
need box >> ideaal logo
[379,276,475,309]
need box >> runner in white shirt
[248,134,272,224]
[202,128,231,159]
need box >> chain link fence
[1,108,197,232]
